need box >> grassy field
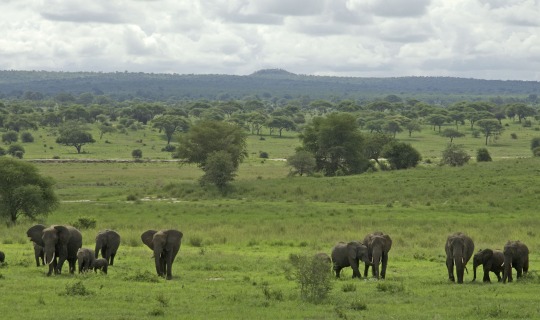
[0,119,539,319]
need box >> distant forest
[1,69,539,105]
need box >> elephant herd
[0,228,531,285]
[319,231,530,284]
[445,232,530,284]
[0,224,183,280]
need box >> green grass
[0,120,539,319]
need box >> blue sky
[1,0,540,80]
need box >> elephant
[472,249,504,282]
[27,224,83,276]
[331,241,371,279]
[92,258,109,274]
[314,252,331,265]
[0,250,4,263]
[502,240,529,283]
[362,232,392,279]
[77,248,95,273]
[445,232,474,283]
[33,242,45,267]
[95,230,121,266]
[141,229,183,280]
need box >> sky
[1,0,540,80]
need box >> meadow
[0,120,539,319]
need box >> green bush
[476,148,492,162]
[295,255,333,303]
[259,151,269,159]
[381,142,422,170]
[441,144,470,167]
[72,217,97,230]
[7,144,25,157]
[531,137,540,150]
[533,147,540,157]
[132,149,143,159]
[60,281,93,296]
[21,132,34,143]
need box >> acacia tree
[300,113,370,176]
[175,120,247,187]
[476,119,504,145]
[287,150,316,176]
[382,142,422,170]
[0,158,58,224]
[152,115,190,144]
[441,128,465,144]
[55,121,96,154]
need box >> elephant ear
[482,249,494,262]
[165,230,183,250]
[54,225,71,245]
[26,224,46,247]
[383,234,392,252]
[141,230,158,250]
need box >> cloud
[349,0,432,17]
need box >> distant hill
[0,69,538,103]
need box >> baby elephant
[331,241,371,279]
[77,248,96,273]
[0,250,5,263]
[93,258,109,274]
[472,249,504,282]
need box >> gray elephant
[363,232,392,279]
[472,249,504,282]
[33,242,45,267]
[93,258,109,274]
[502,240,529,283]
[331,241,371,279]
[0,250,4,263]
[445,232,474,283]
[77,248,95,273]
[95,230,121,266]
[141,229,183,280]
[27,224,83,276]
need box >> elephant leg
[109,252,116,266]
[165,254,173,280]
[483,266,491,282]
[350,259,361,279]
[334,266,342,278]
[363,263,370,278]
[516,266,523,279]
[495,272,502,282]
[446,257,455,282]
[381,254,388,279]
[47,263,54,276]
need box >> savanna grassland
[1,120,540,319]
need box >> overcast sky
[1,0,540,80]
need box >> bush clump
[295,255,333,303]
[72,217,97,230]
[440,144,470,167]
[61,281,93,296]
[476,148,492,162]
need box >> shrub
[2,131,18,144]
[295,255,333,303]
[189,236,203,247]
[124,270,160,283]
[21,132,34,143]
[476,148,492,162]
[7,144,25,157]
[522,120,532,127]
[61,281,93,296]
[0,147,5,156]
[13,151,23,159]
[510,133,518,139]
[132,149,143,159]
[533,147,540,157]
[472,130,481,138]
[381,142,422,170]
[441,144,470,167]
[287,150,316,176]
[531,137,540,151]
[161,144,176,152]
[72,217,97,230]
[259,151,269,159]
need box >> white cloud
[0,0,539,80]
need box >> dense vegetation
[0,71,539,318]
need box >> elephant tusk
[45,252,55,265]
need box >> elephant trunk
[503,256,512,283]
[454,255,465,283]
[94,241,101,259]
[371,249,382,279]
[154,248,163,276]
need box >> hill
[0,69,538,103]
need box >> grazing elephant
[472,249,504,282]
[0,250,4,263]
[141,229,183,280]
[445,232,474,283]
[93,258,109,274]
[27,224,83,276]
[502,240,529,283]
[331,241,371,279]
[77,248,95,273]
[363,232,392,279]
[33,242,45,267]
[95,230,121,266]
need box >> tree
[441,128,465,144]
[426,114,449,132]
[199,150,236,190]
[152,115,190,144]
[7,144,25,158]
[363,133,395,166]
[381,142,422,170]
[441,144,470,166]
[56,122,96,154]
[98,123,116,140]
[476,119,504,145]
[132,149,143,160]
[267,116,296,137]
[404,120,422,137]
[2,131,18,144]
[287,150,316,176]
[175,120,247,170]
[383,120,402,138]
[0,158,58,224]
[21,132,34,143]
[300,113,370,176]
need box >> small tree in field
[295,255,333,303]
[531,137,540,151]
[476,148,492,162]
[441,128,465,144]
[56,122,95,154]
[0,158,58,224]
[2,131,18,144]
[7,144,25,158]
[132,149,143,160]
[287,150,316,176]
[200,151,236,190]
[441,144,470,166]
[382,142,421,170]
